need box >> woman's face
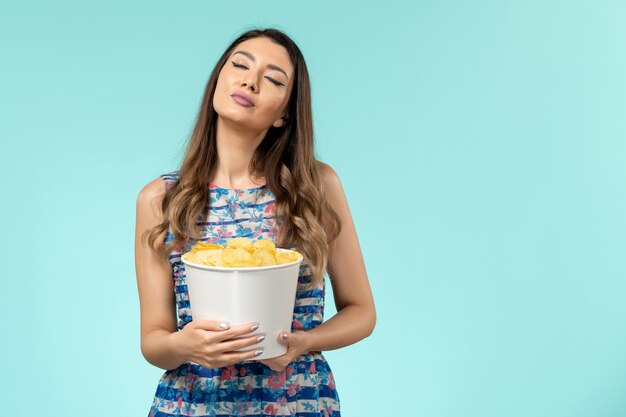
[213,37,294,132]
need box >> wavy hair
[143,28,342,287]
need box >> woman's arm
[135,178,183,371]
[305,162,377,352]
[256,162,377,371]
[136,180,273,370]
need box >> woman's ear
[273,116,288,128]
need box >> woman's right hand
[171,319,265,369]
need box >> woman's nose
[242,80,257,92]
[241,72,259,91]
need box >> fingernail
[282,333,289,340]
[255,349,264,356]
[250,323,259,331]
[219,322,230,329]
[257,335,266,342]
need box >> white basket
[181,248,303,360]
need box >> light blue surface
[1,1,625,416]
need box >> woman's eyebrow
[232,50,289,80]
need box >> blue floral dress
[147,171,341,417]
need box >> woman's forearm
[305,304,376,352]
[141,329,184,371]
[141,305,375,369]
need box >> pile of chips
[182,237,301,268]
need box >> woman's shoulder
[137,178,166,209]
[315,160,337,179]
[136,171,178,209]
[315,160,341,191]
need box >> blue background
[1,1,625,416]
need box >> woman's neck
[212,116,267,188]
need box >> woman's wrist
[166,330,187,367]
[303,329,319,353]
[301,305,376,353]
[142,329,186,371]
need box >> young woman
[135,27,376,416]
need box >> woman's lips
[231,93,254,107]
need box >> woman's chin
[221,116,269,134]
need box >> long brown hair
[144,28,341,287]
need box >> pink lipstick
[231,92,254,107]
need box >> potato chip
[183,251,202,264]
[227,237,253,250]
[183,248,220,265]
[252,239,276,255]
[191,241,222,252]
[212,257,228,267]
[195,249,223,265]
[253,249,277,266]
[277,250,301,265]
[183,238,301,268]
[222,247,253,265]
[228,260,255,268]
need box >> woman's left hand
[259,330,311,371]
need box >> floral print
[147,171,340,416]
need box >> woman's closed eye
[231,61,284,87]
